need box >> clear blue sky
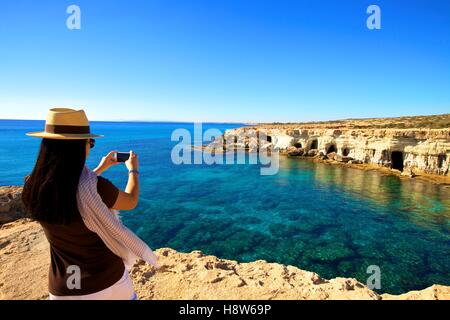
[0,0,449,122]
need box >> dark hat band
[45,124,91,134]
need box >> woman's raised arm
[112,151,140,210]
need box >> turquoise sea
[0,120,449,294]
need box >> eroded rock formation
[207,127,450,176]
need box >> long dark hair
[22,138,87,225]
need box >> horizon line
[0,118,253,125]
[1,112,449,125]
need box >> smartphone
[116,152,130,163]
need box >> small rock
[327,152,337,160]
[401,168,416,178]
[287,148,304,157]
[334,154,353,162]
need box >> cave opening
[266,135,272,143]
[326,144,337,154]
[342,147,350,156]
[438,154,446,168]
[391,151,404,171]
[293,142,302,148]
[309,139,318,150]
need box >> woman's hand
[94,151,118,175]
[125,150,139,171]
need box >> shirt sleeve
[97,176,120,208]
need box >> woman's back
[40,212,125,296]
[35,176,124,296]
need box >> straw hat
[26,108,103,140]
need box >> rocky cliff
[0,187,449,300]
[0,186,28,224]
[206,126,450,177]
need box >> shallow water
[1,120,449,294]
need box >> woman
[22,108,157,300]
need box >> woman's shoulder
[97,176,119,208]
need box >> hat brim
[26,131,104,140]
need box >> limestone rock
[327,152,336,160]
[334,154,353,162]
[382,285,450,300]
[286,146,297,152]
[0,186,28,224]
[401,167,416,178]
[215,126,450,177]
[287,147,304,157]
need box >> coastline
[202,118,450,186]
[1,186,449,300]
[194,145,450,186]
[282,153,450,186]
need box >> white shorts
[49,269,137,300]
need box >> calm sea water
[1,120,449,294]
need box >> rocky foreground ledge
[1,187,449,300]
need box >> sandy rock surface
[0,219,48,300]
